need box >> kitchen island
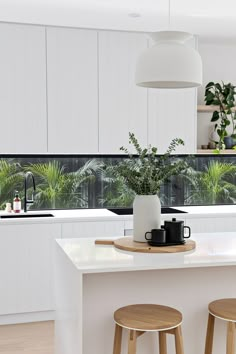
[54,233,236,354]
[5,205,236,326]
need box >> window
[0,154,236,210]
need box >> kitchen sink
[0,213,55,219]
[162,207,187,214]
[108,207,187,215]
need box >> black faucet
[24,172,36,212]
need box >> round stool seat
[209,298,236,322]
[114,304,182,331]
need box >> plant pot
[133,194,161,243]
[223,136,236,149]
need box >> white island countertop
[56,232,236,274]
[55,232,236,354]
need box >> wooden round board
[113,237,196,253]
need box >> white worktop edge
[55,232,236,274]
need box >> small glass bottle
[5,202,12,213]
[13,191,21,213]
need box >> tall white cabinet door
[98,31,148,153]
[0,24,47,153]
[148,88,197,154]
[0,223,61,315]
[47,28,98,153]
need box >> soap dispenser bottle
[13,191,21,213]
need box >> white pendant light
[135,0,202,89]
[135,31,202,89]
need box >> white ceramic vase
[133,194,161,242]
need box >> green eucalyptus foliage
[185,161,236,204]
[205,81,236,149]
[105,133,187,195]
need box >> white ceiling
[1,0,236,40]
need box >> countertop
[0,208,118,224]
[56,232,236,274]
[176,205,236,217]
[1,205,236,224]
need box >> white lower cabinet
[61,221,124,238]
[186,217,236,233]
[0,223,61,315]
[0,220,123,319]
[124,216,187,235]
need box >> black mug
[164,218,191,243]
[145,229,166,244]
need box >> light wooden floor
[0,321,54,354]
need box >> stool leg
[128,330,137,354]
[226,322,235,354]
[113,324,123,354]
[159,331,167,354]
[174,325,184,354]
[204,313,215,354]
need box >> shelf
[197,105,236,113]
[197,149,236,154]
[197,105,217,112]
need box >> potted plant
[204,81,236,150]
[105,133,187,242]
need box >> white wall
[197,40,236,148]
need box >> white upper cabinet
[148,88,197,154]
[98,31,148,154]
[47,28,98,153]
[0,24,47,153]
[0,24,198,154]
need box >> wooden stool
[113,304,184,354]
[205,298,236,354]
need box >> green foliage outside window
[0,154,236,210]
[185,161,236,204]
